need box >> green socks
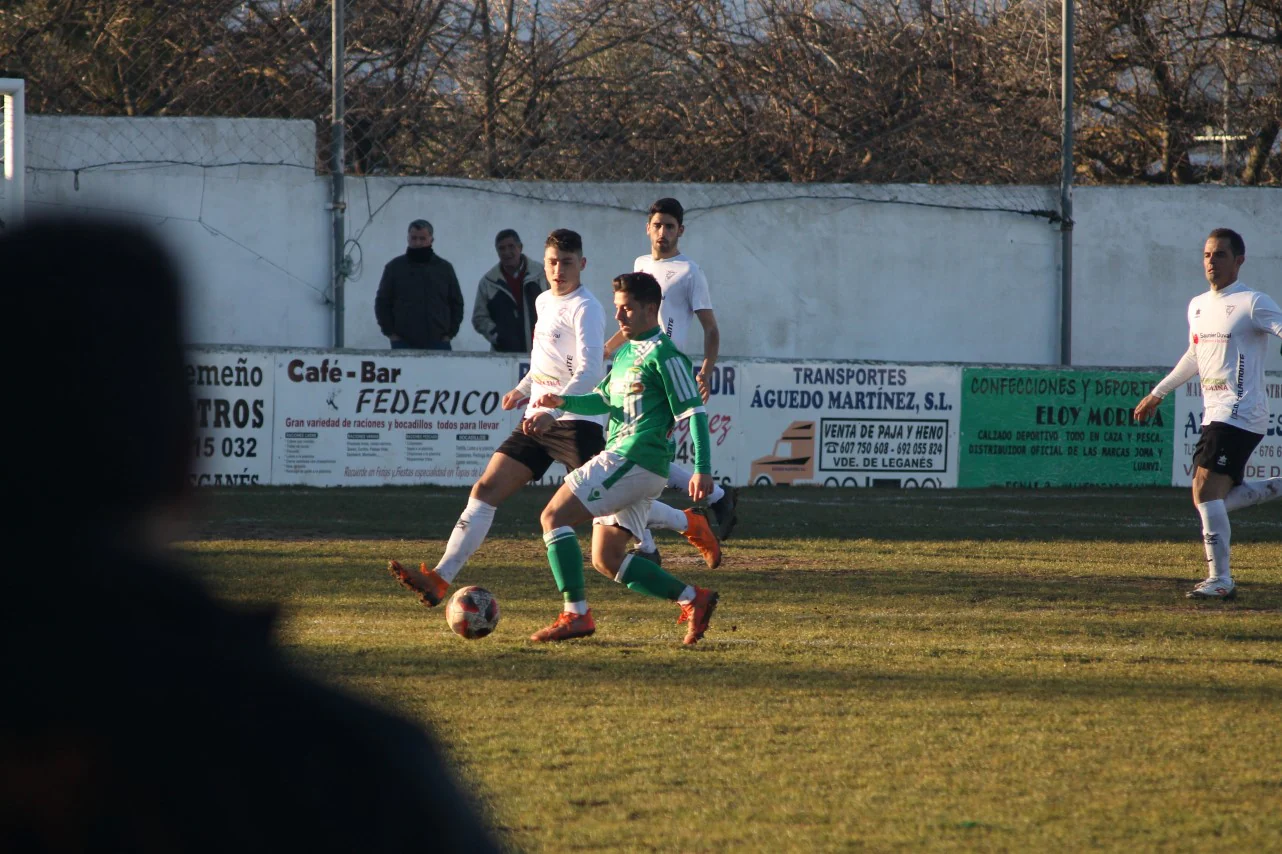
[616,554,686,601]
[544,527,586,604]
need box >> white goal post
[1,78,25,230]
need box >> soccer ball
[445,586,500,639]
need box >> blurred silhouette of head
[5,215,192,546]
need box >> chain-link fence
[2,0,1280,199]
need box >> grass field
[182,486,1282,852]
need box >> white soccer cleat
[1186,577,1236,600]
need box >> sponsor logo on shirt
[1194,309,1202,317]
[1202,377,1230,392]
[1194,332,1232,344]
[1226,306,1236,316]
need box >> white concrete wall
[18,117,1282,371]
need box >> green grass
[182,487,1282,852]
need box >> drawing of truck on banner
[752,418,946,487]
[749,421,816,485]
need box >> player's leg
[1186,424,1259,600]
[629,501,694,567]
[1190,467,1234,598]
[590,484,719,645]
[667,462,738,539]
[529,479,598,642]
[387,429,544,607]
[632,500,721,569]
[1224,476,1282,511]
[438,449,538,578]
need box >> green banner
[959,368,1174,487]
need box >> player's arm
[660,353,713,500]
[534,373,612,415]
[604,329,627,359]
[1252,292,1282,339]
[503,369,533,410]
[690,266,718,401]
[694,308,720,403]
[535,391,612,415]
[1135,342,1198,421]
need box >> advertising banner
[271,352,524,487]
[737,363,961,487]
[1172,372,1282,486]
[186,348,274,486]
[958,368,1173,487]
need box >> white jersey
[1152,282,1282,434]
[633,253,713,352]
[516,285,606,424]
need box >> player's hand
[532,393,564,410]
[1133,394,1161,423]
[688,473,713,502]
[502,389,528,410]
[696,374,711,404]
[697,362,715,404]
[523,412,556,437]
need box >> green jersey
[561,327,709,477]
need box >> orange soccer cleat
[529,610,597,642]
[386,560,450,607]
[677,587,719,646]
[682,507,722,569]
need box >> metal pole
[1059,0,1074,366]
[330,0,347,347]
[1,78,25,230]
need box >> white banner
[1172,371,1282,487]
[734,362,962,488]
[186,348,274,486]
[271,352,524,487]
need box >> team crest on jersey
[629,381,646,394]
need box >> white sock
[435,498,496,583]
[647,501,689,533]
[1195,499,1231,581]
[1224,477,1282,512]
[667,463,725,503]
[564,600,588,615]
[677,585,696,605]
[636,528,657,552]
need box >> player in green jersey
[528,272,721,645]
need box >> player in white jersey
[387,229,608,607]
[604,198,739,563]
[1134,228,1282,600]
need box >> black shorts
[496,419,605,480]
[1192,422,1263,485]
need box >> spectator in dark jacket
[375,219,465,350]
[472,228,548,352]
[2,216,504,854]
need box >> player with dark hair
[390,228,610,605]
[604,198,738,568]
[3,215,501,853]
[527,271,721,645]
[1134,228,1282,600]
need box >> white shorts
[565,451,666,540]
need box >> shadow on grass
[190,486,1282,544]
[297,635,1282,706]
